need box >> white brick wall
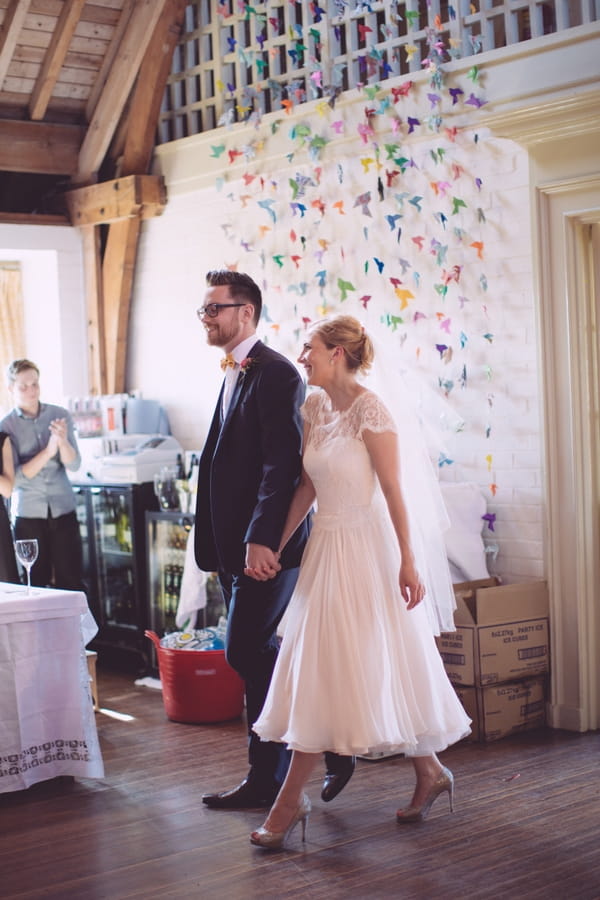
[128,113,544,585]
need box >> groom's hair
[206,269,262,326]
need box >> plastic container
[145,630,244,724]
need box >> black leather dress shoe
[202,778,278,810]
[321,755,356,802]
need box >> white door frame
[536,175,600,731]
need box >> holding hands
[244,543,281,581]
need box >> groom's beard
[205,316,244,349]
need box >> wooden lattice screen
[157,0,597,143]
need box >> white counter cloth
[0,584,104,793]
[175,524,208,629]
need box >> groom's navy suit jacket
[194,340,309,576]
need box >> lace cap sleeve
[356,391,397,438]
[300,390,322,424]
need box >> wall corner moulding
[474,23,600,144]
[482,91,600,146]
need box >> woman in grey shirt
[1,359,83,591]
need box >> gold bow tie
[220,353,236,371]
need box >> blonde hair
[311,315,374,374]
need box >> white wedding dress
[253,389,471,756]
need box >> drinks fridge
[146,510,226,671]
[73,481,158,669]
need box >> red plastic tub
[145,631,244,724]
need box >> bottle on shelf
[162,551,175,619]
[102,493,118,550]
[175,455,191,513]
[116,494,132,553]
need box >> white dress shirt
[222,334,258,416]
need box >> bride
[247,314,471,850]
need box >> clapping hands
[47,418,68,455]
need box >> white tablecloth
[0,584,104,793]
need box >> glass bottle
[116,494,132,553]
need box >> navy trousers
[218,567,298,795]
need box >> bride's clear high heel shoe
[396,766,454,823]
[250,793,311,850]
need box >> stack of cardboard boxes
[436,578,550,741]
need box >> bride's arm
[278,422,316,553]
[362,427,425,609]
[277,466,315,554]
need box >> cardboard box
[455,678,547,742]
[436,579,549,686]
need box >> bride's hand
[399,563,425,609]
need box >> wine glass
[14,538,39,595]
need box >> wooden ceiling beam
[29,0,88,121]
[64,174,167,226]
[61,1,185,395]
[0,211,69,225]
[85,0,135,123]
[76,0,170,183]
[0,119,85,174]
[102,217,141,394]
[80,224,107,395]
[119,0,187,175]
[0,1,32,90]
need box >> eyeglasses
[197,303,246,319]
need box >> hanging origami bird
[394,287,415,307]
[338,278,355,301]
[392,81,414,101]
[258,199,276,223]
[354,192,372,216]
[465,93,487,109]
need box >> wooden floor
[2,664,600,900]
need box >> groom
[195,269,354,808]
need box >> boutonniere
[239,357,257,376]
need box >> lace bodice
[302,389,396,447]
[301,390,396,522]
